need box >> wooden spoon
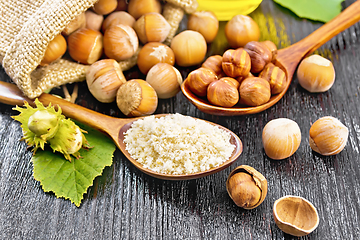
[181,0,360,116]
[0,81,243,180]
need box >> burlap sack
[0,0,198,99]
[0,0,97,99]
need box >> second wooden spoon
[181,0,360,116]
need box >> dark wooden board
[1,0,360,239]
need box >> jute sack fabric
[0,0,97,99]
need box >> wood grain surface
[1,0,360,239]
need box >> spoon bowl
[0,81,243,180]
[181,0,360,116]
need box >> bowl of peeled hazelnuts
[181,40,288,116]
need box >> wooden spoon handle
[277,0,360,75]
[0,81,126,136]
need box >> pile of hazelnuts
[186,40,287,108]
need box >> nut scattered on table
[262,118,301,160]
[225,14,260,48]
[273,195,319,237]
[187,10,219,43]
[297,54,336,93]
[226,165,268,209]
[309,116,349,155]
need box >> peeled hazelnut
[116,79,158,117]
[259,63,287,95]
[103,24,139,61]
[171,30,207,67]
[85,11,104,32]
[222,48,251,78]
[127,0,162,20]
[309,116,348,156]
[133,12,171,44]
[261,40,278,61]
[137,42,175,75]
[62,12,86,36]
[146,63,183,99]
[239,77,271,107]
[207,78,239,107]
[86,59,126,103]
[222,77,240,89]
[297,54,335,93]
[225,15,260,48]
[187,11,219,43]
[102,11,136,32]
[40,34,67,66]
[67,28,103,65]
[262,118,301,160]
[273,195,319,236]
[93,0,118,15]
[244,41,272,73]
[187,68,218,97]
[226,165,268,209]
[202,55,226,79]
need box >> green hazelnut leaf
[32,122,116,207]
[273,0,344,23]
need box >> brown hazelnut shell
[226,165,268,209]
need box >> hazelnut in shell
[127,0,162,20]
[262,118,301,160]
[239,77,271,107]
[297,54,335,93]
[259,63,287,95]
[273,195,319,237]
[103,24,139,61]
[222,48,251,78]
[202,55,226,79]
[137,42,175,75]
[170,30,207,67]
[133,12,171,44]
[85,11,104,32]
[93,0,118,15]
[67,28,103,65]
[226,165,268,209]
[244,41,272,73]
[207,78,239,108]
[40,34,67,66]
[102,11,136,32]
[187,67,218,97]
[309,116,348,156]
[187,11,219,43]
[146,63,183,99]
[86,59,126,103]
[116,79,158,117]
[225,15,260,48]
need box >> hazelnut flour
[124,113,235,175]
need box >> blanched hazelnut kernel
[171,30,207,67]
[202,55,226,79]
[297,54,335,93]
[225,15,260,48]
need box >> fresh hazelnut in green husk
[12,98,90,161]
